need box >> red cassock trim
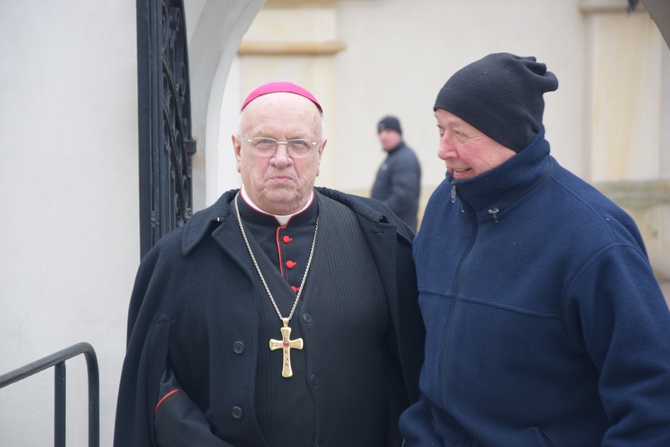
[154,388,183,415]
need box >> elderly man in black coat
[113,82,425,447]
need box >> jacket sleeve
[572,244,670,445]
[113,248,159,446]
[113,303,171,445]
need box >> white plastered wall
[0,1,139,445]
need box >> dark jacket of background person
[401,128,670,446]
[371,141,421,231]
[113,187,425,447]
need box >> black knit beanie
[434,53,558,152]
[377,115,402,135]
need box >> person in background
[400,52,670,446]
[113,82,424,447]
[371,115,421,231]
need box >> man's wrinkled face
[435,109,516,180]
[233,92,326,215]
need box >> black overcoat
[113,187,425,447]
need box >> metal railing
[0,342,100,447]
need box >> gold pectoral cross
[269,318,303,378]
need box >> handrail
[0,342,100,447]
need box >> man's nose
[437,137,455,160]
[271,143,292,165]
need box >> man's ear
[316,139,327,176]
[232,134,242,173]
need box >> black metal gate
[136,0,196,257]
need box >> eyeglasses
[237,135,320,158]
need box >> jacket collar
[180,189,237,255]
[386,140,406,156]
[450,127,554,218]
[180,187,414,256]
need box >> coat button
[231,406,243,419]
[283,235,293,243]
[233,341,244,354]
[302,313,312,323]
[286,260,297,269]
[310,374,320,385]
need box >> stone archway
[185,0,265,210]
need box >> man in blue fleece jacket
[399,52,670,446]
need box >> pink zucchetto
[240,81,322,113]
